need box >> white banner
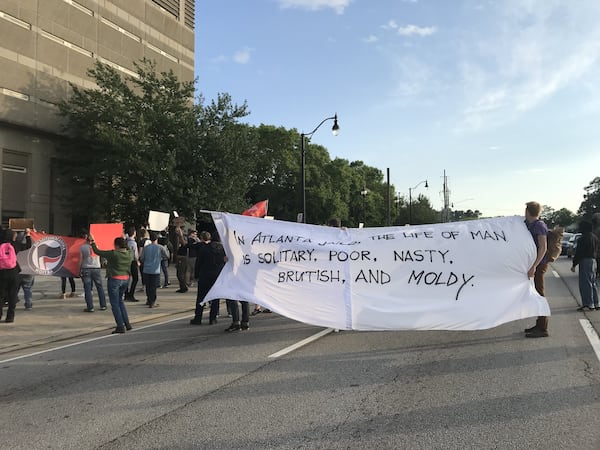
[206,214,550,331]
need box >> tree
[58,59,200,226]
[578,177,600,220]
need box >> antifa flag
[17,232,86,277]
[242,200,268,218]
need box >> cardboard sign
[9,218,34,230]
[148,210,170,231]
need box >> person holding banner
[89,235,133,334]
[524,201,550,338]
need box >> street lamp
[394,194,402,219]
[360,187,368,225]
[408,180,428,225]
[300,114,339,223]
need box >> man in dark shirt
[189,231,226,325]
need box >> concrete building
[0,0,194,233]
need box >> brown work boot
[526,317,548,338]
[524,317,542,333]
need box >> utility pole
[441,170,450,222]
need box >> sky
[195,0,600,218]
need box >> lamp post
[394,194,402,221]
[408,180,428,225]
[300,114,339,223]
[360,187,368,225]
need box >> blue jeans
[107,278,130,328]
[161,260,169,286]
[82,268,107,310]
[578,258,599,307]
[18,274,35,308]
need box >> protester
[174,226,189,293]
[0,227,20,323]
[190,231,226,325]
[79,229,107,312]
[139,231,168,308]
[59,276,76,299]
[125,226,140,302]
[90,234,133,334]
[158,231,171,288]
[15,228,34,310]
[571,220,599,311]
[225,299,250,332]
[186,229,200,287]
[524,201,550,338]
[137,229,151,291]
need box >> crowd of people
[0,224,250,334]
[1,204,598,336]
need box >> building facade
[0,0,194,233]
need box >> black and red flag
[17,232,86,277]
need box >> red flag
[242,200,268,217]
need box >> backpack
[546,227,563,262]
[0,242,17,270]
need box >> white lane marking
[580,319,600,363]
[0,315,191,364]
[552,270,560,278]
[269,328,334,358]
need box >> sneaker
[176,289,188,293]
[251,308,261,316]
[209,319,217,325]
[25,306,32,311]
[148,303,159,308]
[190,318,202,325]
[126,297,139,302]
[112,327,126,334]
[100,306,107,311]
[240,322,249,330]
[225,323,241,332]
[83,308,95,312]
[60,293,67,299]
[125,323,132,331]
[69,292,77,298]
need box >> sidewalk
[0,272,197,356]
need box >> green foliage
[578,177,600,220]
[58,58,442,228]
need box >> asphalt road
[1,257,599,450]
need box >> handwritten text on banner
[206,214,550,331]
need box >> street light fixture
[300,113,339,223]
[408,180,428,225]
[361,187,369,225]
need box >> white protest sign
[147,210,170,231]
[206,214,550,331]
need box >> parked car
[561,232,573,256]
[566,233,582,258]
